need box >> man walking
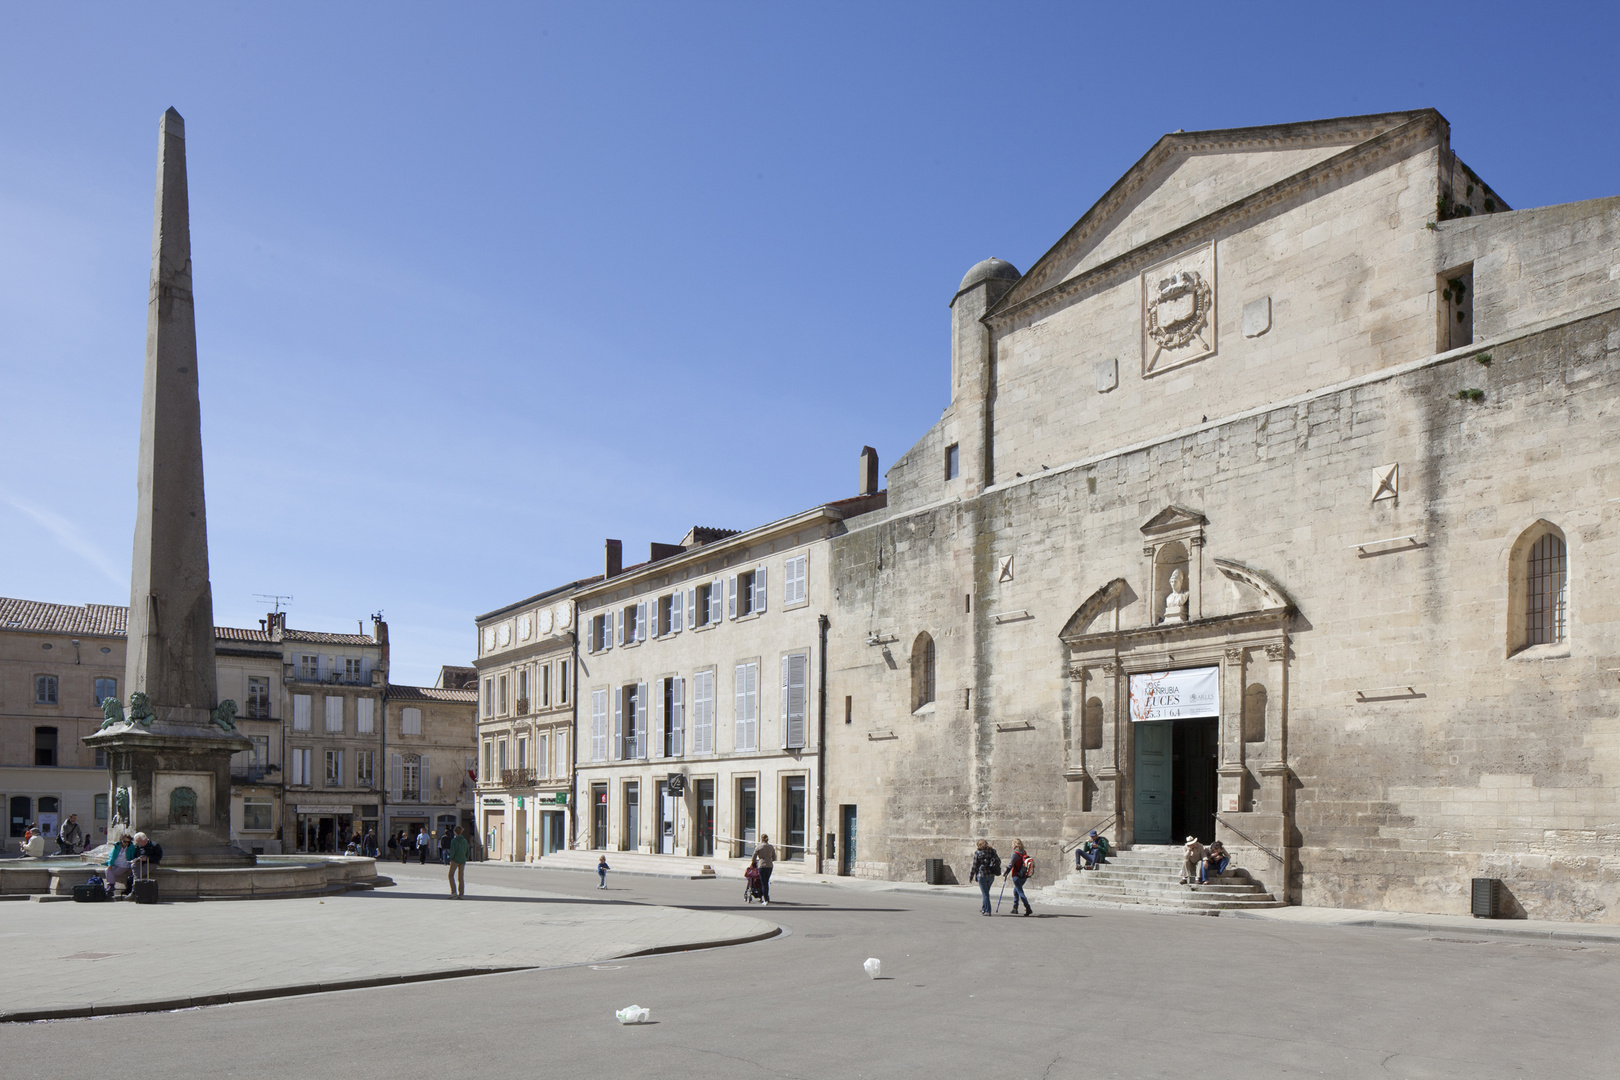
[58,814,83,855]
[447,825,470,899]
[416,825,431,864]
[753,833,776,905]
[969,839,1001,916]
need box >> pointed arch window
[1526,532,1567,646]
[912,633,936,712]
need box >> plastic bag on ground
[615,1006,651,1024]
[863,957,881,979]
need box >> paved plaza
[3,863,1618,1079]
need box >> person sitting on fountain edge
[105,833,140,895]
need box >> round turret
[956,257,1021,294]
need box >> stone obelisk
[85,108,254,867]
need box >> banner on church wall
[1129,666,1219,722]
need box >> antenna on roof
[254,593,293,614]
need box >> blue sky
[2,3,1616,684]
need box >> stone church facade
[822,110,1620,921]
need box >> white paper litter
[863,957,882,979]
[615,1006,651,1024]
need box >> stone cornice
[1061,607,1289,651]
[989,113,1442,329]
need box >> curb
[0,966,533,1024]
[1225,909,1620,944]
[2,918,786,1024]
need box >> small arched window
[1526,532,1568,646]
[911,633,936,711]
[1508,521,1569,656]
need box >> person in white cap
[1180,835,1207,885]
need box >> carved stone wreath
[1145,270,1213,351]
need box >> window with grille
[402,756,421,801]
[247,676,270,718]
[324,749,344,786]
[34,674,57,705]
[94,676,118,705]
[299,655,320,679]
[357,750,376,787]
[344,657,364,682]
[1526,532,1568,645]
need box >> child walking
[597,855,610,889]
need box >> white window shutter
[635,681,648,759]
[756,566,767,613]
[787,653,808,748]
[671,678,683,756]
[653,680,664,759]
[420,755,430,802]
[672,593,683,633]
[390,753,402,801]
[636,601,647,642]
[613,687,623,761]
[728,575,737,619]
[603,612,614,652]
[781,656,790,748]
[686,587,695,629]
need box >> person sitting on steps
[1196,840,1230,885]
[1078,830,1111,870]
[1180,835,1206,885]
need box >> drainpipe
[570,625,581,851]
[815,613,828,874]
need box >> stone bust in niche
[1161,569,1189,624]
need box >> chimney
[605,538,623,578]
[858,446,880,496]
[267,611,286,641]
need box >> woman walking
[1006,840,1034,916]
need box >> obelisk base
[85,723,256,868]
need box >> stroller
[743,863,764,904]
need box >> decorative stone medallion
[482,626,496,652]
[554,601,573,633]
[1141,243,1216,376]
[517,613,531,641]
[497,623,511,647]
[537,607,554,635]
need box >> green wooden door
[1133,721,1173,843]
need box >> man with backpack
[969,839,1001,916]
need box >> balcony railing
[500,768,538,788]
[231,765,276,782]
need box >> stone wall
[829,304,1620,918]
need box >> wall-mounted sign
[550,793,569,805]
[482,797,504,807]
[297,805,353,814]
[1129,666,1219,722]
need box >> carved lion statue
[99,695,126,729]
[211,698,239,731]
[128,691,156,728]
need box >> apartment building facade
[278,613,389,854]
[473,580,595,862]
[216,625,286,853]
[383,674,478,855]
[0,599,125,851]
[572,500,881,867]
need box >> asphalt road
[5,860,1616,1079]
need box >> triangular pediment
[993,111,1438,314]
[1141,505,1207,536]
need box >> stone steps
[1036,846,1285,913]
